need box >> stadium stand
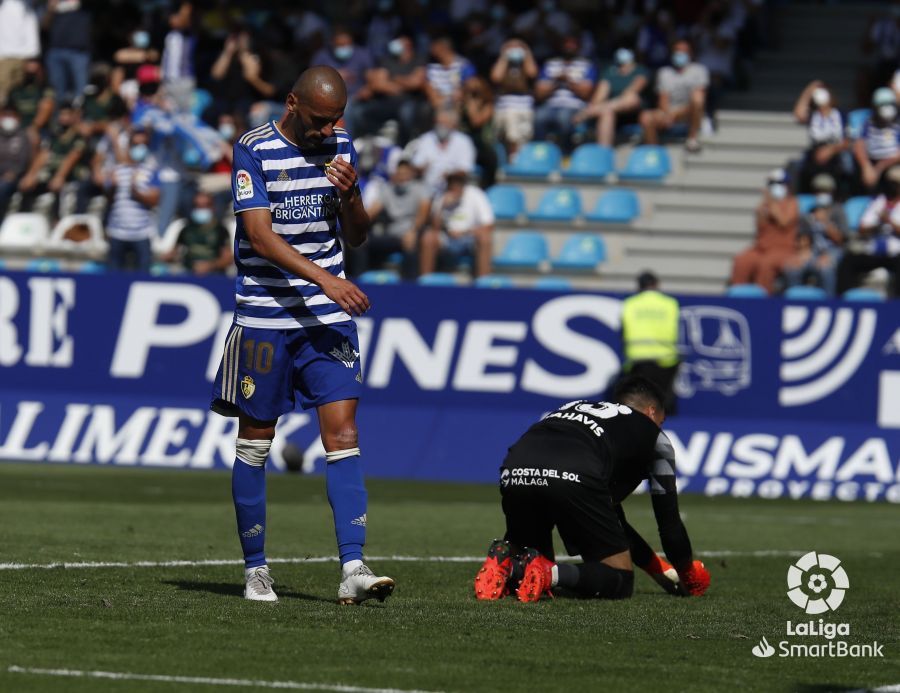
[585,189,641,224]
[551,233,606,271]
[492,231,549,271]
[560,144,615,180]
[529,187,582,223]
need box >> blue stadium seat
[191,88,213,118]
[418,272,462,286]
[25,258,62,273]
[842,287,884,302]
[79,260,105,273]
[784,285,828,300]
[796,194,816,215]
[533,276,573,291]
[529,187,582,222]
[486,185,526,221]
[844,196,873,231]
[561,144,614,180]
[358,269,401,284]
[551,233,606,270]
[493,231,548,269]
[617,145,671,181]
[585,189,641,223]
[726,283,768,298]
[474,274,515,288]
[847,109,871,139]
[504,141,562,178]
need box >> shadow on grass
[162,579,334,603]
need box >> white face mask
[0,116,18,133]
[811,88,830,107]
[768,183,787,200]
[879,104,898,121]
[815,193,832,208]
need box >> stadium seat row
[488,186,640,224]
[795,195,873,232]
[727,284,885,301]
[358,270,577,290]
[503,143,671,181]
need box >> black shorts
[500,445,628,562]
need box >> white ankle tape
[325,447,361,463]
[235,438,271,467]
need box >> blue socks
[325,449,367,565]
[232,455,268,569]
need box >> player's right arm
[233,142,370,315]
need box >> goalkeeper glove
[677,560,711,597]
[639,554,681,595]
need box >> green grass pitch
[0,462,897,692]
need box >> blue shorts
[210,320,362,422]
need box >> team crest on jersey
[330,341,359,369]
[277,169,290,182]
[235,170,253,201]
[241,375,256,399]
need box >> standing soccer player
[211,66,394,605]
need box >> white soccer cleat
[244,565,278,602]
[338,565,395,605]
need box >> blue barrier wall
[1,271,898,502]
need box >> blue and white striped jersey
[231,121,356,329]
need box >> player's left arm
[616,504,681,595]
[327,146,370,248]
[650,431,710,596]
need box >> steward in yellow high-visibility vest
[620,272,681,414]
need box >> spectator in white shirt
[410,107,476,192]
[419,170,495,277]
[0,0,40,104]
[639,39,708,153]
[490,39,538,160]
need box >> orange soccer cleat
[516,548,555,603]
[474,539,514,600]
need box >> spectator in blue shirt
[311,26,374,132]
[424,35,477,111]
[533,34,596,152]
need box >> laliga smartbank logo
[751,552,883,659]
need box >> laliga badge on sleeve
[235,170,254,201]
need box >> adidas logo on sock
[241,523,264,538]
[351,514,367,527]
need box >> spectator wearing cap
[793,80,850,194]
[640,39,708,153]
[854,87,900,190]
[0,102,31,217]
[619,271,681,415]
[346,159,430,279]
[410,107,476,193]
[424,35,477,111]
[533,33,596,152]
[573,47,650,147]
[729,169,799,294]
[42,0,92,104]
[837,165,900,298]
[490,39,538,161]
[0,0,40,105]
[783,175,847,296]
[419,170,494,278]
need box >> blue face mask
[218,122,236,140]
[334,45,354,61]
[130,143,149,162]
[191,208,213,225]
[388,39,404,57]
[133,31,150,49]
[672,51,690,68]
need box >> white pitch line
[6,666,442,693]
[0,550,809,572]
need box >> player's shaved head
[292,66,347,109]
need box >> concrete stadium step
[683,148,788,171]
[602,255,731,283]
[591,276,722,295]
[613,234,746,260]
[650,189,760,215]
[706,125,806,149]
[641,210,754,236]
[715,110,796,127]
[676,168,772,194]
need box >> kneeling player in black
[474,376,710,602]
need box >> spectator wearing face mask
[490,39,537,161]
[424,35,477,111]
[729,169,799,294]
[310,26,374,128]
[410,107,476,193]
[353,34,427,143]
[210,28,277,121]
[419,170,495,278]
[573,47,650,147]
[640,40,708,153]
[104,127,161,272]
[0,0,40,105]
[7,59,55,142]
[533,33,596,152]
[793,80,849,194]
[837,165,900,298]
[111,29,160,106]
[782,175,847,296]
[366,0,402,61]
[854,87,900,191]
[0,102,31,217]
[346,159,430,278]
[511,0,575,63]
[163,191,232,275]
